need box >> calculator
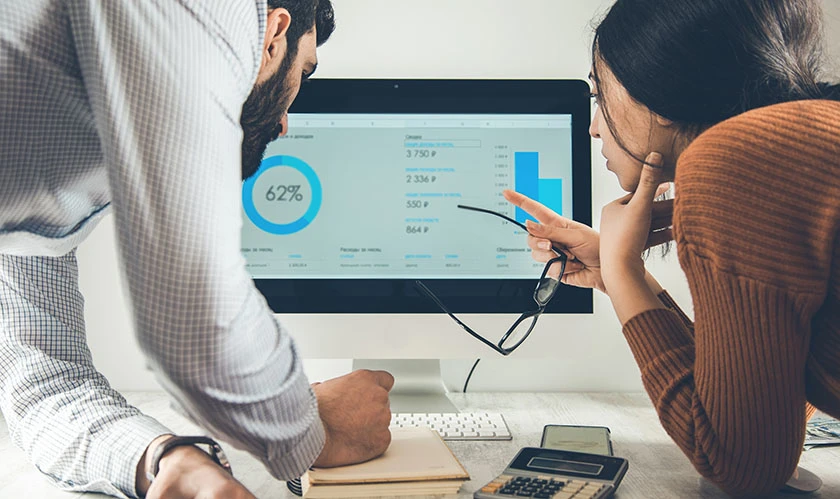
[474,447,628,499]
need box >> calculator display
[528,457,603,476]
[510,448,624,481]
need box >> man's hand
[139,436,256,499]
[312,369,394,468]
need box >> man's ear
[260,8,292,74]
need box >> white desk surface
[2,392,839,498]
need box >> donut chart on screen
[242,155,322,235]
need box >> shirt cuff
[86,414,171,498]
[264,408,326,480]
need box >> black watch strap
[147,435,233,483]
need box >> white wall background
[78,0,840,393]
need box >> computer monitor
[241,79,592,412]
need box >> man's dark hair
[268,0,336,57]
[239,0,335,181]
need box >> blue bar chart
[514,152,563,224]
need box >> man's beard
[240,52,296,181]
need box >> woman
[506,0,840,496]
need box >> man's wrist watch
[146,435,233,483]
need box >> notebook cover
[305,427,469,485]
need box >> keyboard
[390,412,513,440]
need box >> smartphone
[540,424,613,456]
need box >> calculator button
[579,484,604,498]
[551,492,575,499]
[481,478,508,494]
[562,485,584,495]
[534,494,552,499]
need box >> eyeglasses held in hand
[414,204,567,356]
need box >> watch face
[149,435,233,480]
[210,442,233,476]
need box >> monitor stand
[352,359,459,414]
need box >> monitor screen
[242,80,592,314]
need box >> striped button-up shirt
[0,1,324,496]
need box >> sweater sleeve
[657,290,694,334]
[624,259,811,497]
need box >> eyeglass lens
[500,314,538,351]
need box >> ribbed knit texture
[623,100,840,497]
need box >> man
[0,1,393,498]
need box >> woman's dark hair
[819,82,840,101]
[592,0,837,146]
[268,0,336,58]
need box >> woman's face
[589,60,680,192]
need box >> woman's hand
[600,152,665,281]
[600,152,670,322]
[503,190,605,293]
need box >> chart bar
[538,179,563,218]
[515,152,539,224]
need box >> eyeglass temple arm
[457,204,568,258]
[413,281,508,355]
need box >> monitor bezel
[252,79,593,314]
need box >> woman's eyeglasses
[414,204,567,356]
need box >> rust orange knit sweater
[622,99,840,497]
